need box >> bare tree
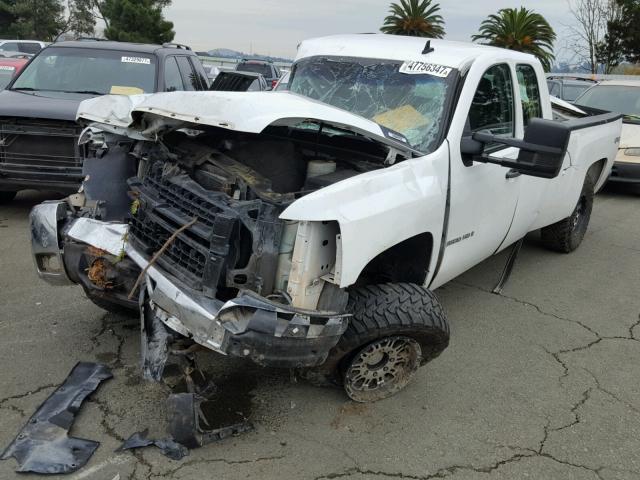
[565,0,622,73]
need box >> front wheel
[344,335,423,402]
[541,175,594,253]
[305,283,450,402]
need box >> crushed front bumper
[31,207,349,368]
[131,244,349,367]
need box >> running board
[492,238,524,295]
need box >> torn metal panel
[286,221,339,310]
[140,286,172,382]
[30,201,74,286]
[66,218,128,257]
[116,429,188,461]
[167,393,253,449]
[0,362,112,474]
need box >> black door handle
[506,169,521,179]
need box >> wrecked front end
[31,92,416,371]
[31,198,349,369]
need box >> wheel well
[353,232,433,287]
[587,158,607,185]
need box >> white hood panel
[76,91,418,155]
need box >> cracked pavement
[1,185,639,480]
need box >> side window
[0,42,20,52]
[516,64,542,127]
[547,80,560,97]
[164,57,184,92]
[468,64,514,139]
[247,79,261,91]
[176,56,197,91]
[188,58,208,90]
[19,43,41,54]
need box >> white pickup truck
[30,35,622,402]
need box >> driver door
[432,63,523,287]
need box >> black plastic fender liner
[116,429,188,461]
[167,393,253,449]
[0,362,112,474]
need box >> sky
[165,0,576,61]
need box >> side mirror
[462,118,570,179]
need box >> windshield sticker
[0,66,15,72]
[399,61,452,77]
[121,56,151,65]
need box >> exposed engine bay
[82,122,400,312]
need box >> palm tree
[381,0,445,38]
[472,7,556,71]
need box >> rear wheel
[305,283,450,402]
[541,175,594,253]
[0,191,17,204]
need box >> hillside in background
[204,48,292,63]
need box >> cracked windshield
[289,56,455,152]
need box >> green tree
[102,0,174,44]
[472,7,556,71]
[0,1,19,37]
[64,0,99,36]
[0,0,64,40]
[380,0,445,38]
[607,0,640,63]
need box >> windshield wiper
[67,90,103,95]
[46,89,104,95]
[12,88,103,95]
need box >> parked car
[210,70,268,91]
[274,71,290,91]
[574,80,640,185]
[546,76,596,103]
[0,40,208,203]
[0,39,46,55]
[30,34,621,402]
[0,57,28,90]
[0,51,33,59]
[205,65,222,84]
[236,59,280,89]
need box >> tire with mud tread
[541,174,594,253]
[0,191,17,204]
[303,283,450,401]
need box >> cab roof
[296,34,538,70]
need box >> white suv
[0,40,47,56]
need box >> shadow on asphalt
[3,190,65,212]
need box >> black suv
[0,40,208,203]
[235,59,281,89]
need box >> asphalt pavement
[1,186,639,480]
